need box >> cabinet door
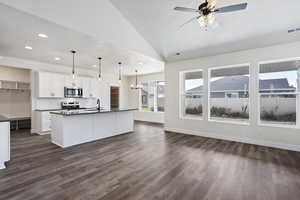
[80,77,91,98]
[37,72,53,98]
[90,79,100,98]
[52,74,65,98]
[64,76,77,88]
[41,112,51,132]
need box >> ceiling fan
[174,0,247,28]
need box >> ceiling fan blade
[214,3,247,13]
[179,16,200,28]
[174,7,199,13]
[208,0,218,9]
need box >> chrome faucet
[97,99,101,111]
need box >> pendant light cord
[98,57,102,79]
[71,50,76,75]
[135,70,138,86]
[118,62,122,81]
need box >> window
[141,83,150,111]
[157,81,165,112]
[259,59,299,127]
[209,65,250,123]
[180,70,203,119]
[139,81,165,112]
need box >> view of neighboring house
[187,75,296,98]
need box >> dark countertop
[0,115,9,122]
[35,109,62,112]
[35,108,88,112]
[50,108,138,116]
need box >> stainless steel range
[61,101,80,110]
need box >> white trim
[208,119,250,126]
[259,92,298,95]
[258,57,300,129]
[208,63,251,71]
[138,80,165,113]
[258,122,297,129]
[208,63,251,124]
[179,69,204,120]
[181,116,204,121]
[164,127,300,152]
[258,57,300,65]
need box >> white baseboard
[31,129,51,135]
[164,127,300,152]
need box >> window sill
[258,122,298,129]
[180,116,203,121]
[208,119,250,126]
[138,110,164,113]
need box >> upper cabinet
[36,72,65,98]
[36,71,102,99]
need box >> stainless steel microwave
[64,87,83,98]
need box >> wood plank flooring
[1,121,300,200]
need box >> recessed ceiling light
[138,62,143,65]
[92,65,97,67]
[25,46,33,50]
[38,33,48,38]
[54,57,61,61]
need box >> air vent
[288,28,300,33]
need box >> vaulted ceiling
[0,0,164,75]
[1,0,300,74]
[110,0,300,61]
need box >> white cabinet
[0,122,10,169]
[80,77,91,98]
[37,72,64,98]
[36,71,104,99]
[89,79,100,98]
[64,76,81,88]
[35,111,52,134]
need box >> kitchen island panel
[51,110,134,148]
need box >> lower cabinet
[0,122,10,169]
[35,111,52,134]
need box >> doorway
[110,86,120,109]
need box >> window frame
[257,57,300,129]
[138,80,165,113]
[179,69,204,121]
[208,63,251,125]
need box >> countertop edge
[50,108,138,116]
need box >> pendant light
[130,70,143,90]
[118,62,122,83]
[98,57,102,81]
[71,50,76,79]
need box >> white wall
[127,72,164,123]
[0,66,30,82]
[0,66,31,118]
[165,41,300,151]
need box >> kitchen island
[50,108,137,148]
[0,115,10,169]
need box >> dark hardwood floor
[1,121,300,200]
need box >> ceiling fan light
[197,16,206,27]
[207,13,215,25]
